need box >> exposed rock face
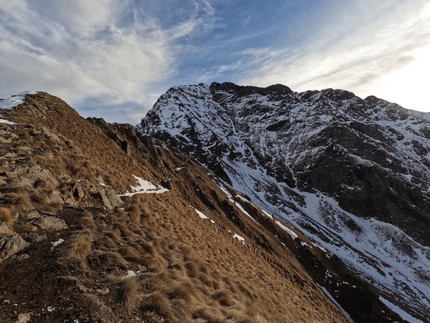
[140,82,430,322]
[0,233,30,262]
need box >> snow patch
[317,284,350,319]
[275,220,298,240]
[125,270,137,278]
[228,230,246,244]
[51,239,64,247]
[0,91,36,109]
[192,207,208,220]
[0,119,15,125]
[379,297,424,323]
[118,175,169,196]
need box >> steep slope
[139,82,430,322]
[0,92,374,322]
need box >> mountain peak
[210,81,294,96]
[140,82,430,322]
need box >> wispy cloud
[2,0,429,121]
[234,0,430,109]
[0,0,217,122]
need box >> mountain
[1,85,427,322]
[0,92,379,322]
[139,82,430,322]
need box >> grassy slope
[0,92,400,323]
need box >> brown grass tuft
[103,229,122,244]
[213,290,236,307]
[166,281,197,303]
[139,241,157,256]
[0,207,13,228]
[141,291,171,319]
[3,185,32,211]
[119,245,142,260]
[94,235,117,249]
[121,276,142,314]
[61,233,93,259]
[80,211,96,231]
[185,261,200,278]
[101,251,129,268]
[192,306,225,323]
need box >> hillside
[139,82,430,323]
[0,92,395,322]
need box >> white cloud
[0,0,217,122]
[235,0,430,111]
[2,0,429,123]
[26,0,121,37]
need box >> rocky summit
[0,86,426,323]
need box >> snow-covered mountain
[139,82,430,322]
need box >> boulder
[34,215,68,231]
[0,233,30,261]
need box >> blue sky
[1,0,430,123]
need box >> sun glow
[374,44,430,112]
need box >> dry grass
[0,97,354,323]
[0,207,13,228]
[166,281,197,303]
[213,290,236,307]
[121,276,142,314]
[192,306,226,323]
[60,233,93,259]
[141,291,172,319]
[5,191,32,212]
[98,251,129,268]
[80,211,96,232]
[94,235,117,249]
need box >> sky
[1,0,430,123]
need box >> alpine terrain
[139,82,430,323]
[0,85,426,323]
